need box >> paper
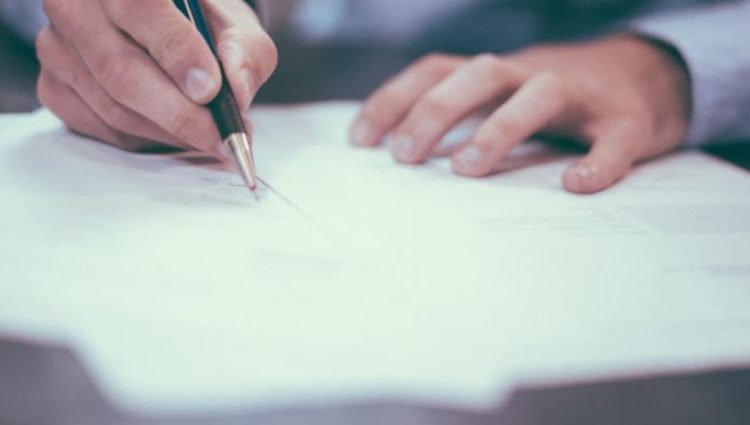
[1,103,749,415]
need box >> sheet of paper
[0,104,749,415]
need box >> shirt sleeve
[0,0,47,44]
[632,1,750,146]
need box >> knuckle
[243,30,278,61]
[416,94,454,122]
[533,72,568,110]
[418,53,448,69]
[151,25,195,70]
[68,66,89,94]
[471,53,501,68]
[220,29,279,82]
[469,54,518,80]
[217,30,243,58]
[104,0,136,28]
[42,0,66,22]
[535,72,566,95]
[96,54,139,102]
[256,33,279,77]
[166,110,197,143]
[415,53,457,77]
[487,117,522,140]
[35,27,54,60]
[362,88,407,121]
[99,101,134,132]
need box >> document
[0,103,749,414]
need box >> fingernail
[392,134,415,160]
[571,164,597,180]
[455,146,483,169]
[186,67,217,102]
[350,120,373,146]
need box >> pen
[174,0,259,195]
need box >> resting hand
[351,36,691,193]
[37,0,277,155]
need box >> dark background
[0,28,40,113]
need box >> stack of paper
[0,103,748,414]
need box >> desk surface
[2,336,750,425]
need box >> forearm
[632,1,750,146]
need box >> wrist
[611,35,692,146]
[630,34,692,117]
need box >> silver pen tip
[225,133,258,194]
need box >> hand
[351,36,691,193]
[37,0,277,155]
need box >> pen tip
[225,133,259,201]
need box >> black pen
[174,0,258,194]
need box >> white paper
[0,103,749,415]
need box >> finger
[36,27,192,151]
[38,70,158,152]
[45,0,221,152]
[390,54,525,164]
[350,54,464,147]
[561,125,639,194]
[452,73,571,177]
[101,0,221,104]
[204,0,278,111]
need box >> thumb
[102,0,222,104]
[562,127,639,194]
